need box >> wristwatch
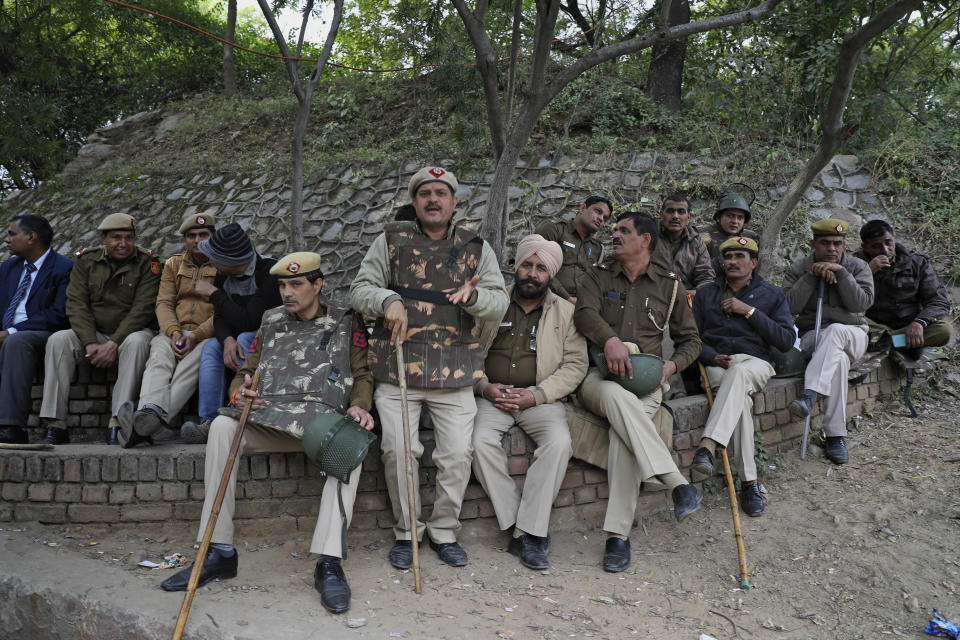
[744,307,756,319]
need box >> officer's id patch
[150,261,161,275]
[352,330,368,348]
[563,241,576,248]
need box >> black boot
[161,547,238,591]
[740,483,765,517]
[41,426,69,445]
[602,537,630,572]
[824,436,848,464]
[314,555,350,613]
[789,389,819,418]
[691,447,714,476]
[508,533,549,570]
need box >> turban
[515,234,562,278]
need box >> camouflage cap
[408,166,458,199]
[719,236,759,254]
[97,213,136,232]
[811,218,847,237]
[270,251,324,280]
[178,211,216,234]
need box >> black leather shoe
[824,436,849,464]
[789,389,819,418]
[41,427,69,445]
[691,447,714,476]
[508,534,549,570]
[388,540,413,570]
[117,426,153,449]
[740,483,765,517]
[106,426,120,445]
[428,538,468,567]
[0,426,28,444]
[602,537,630,572]
[161,547,238,591]
[314,555,350,613]
[672,484,702,522]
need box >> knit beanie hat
[197,222,255,266]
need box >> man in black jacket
[855,219,953,353]
[181,223,281,443]
[691,237,794,516]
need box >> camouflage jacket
[66,245,160,345]
[701,223,759,275]
[225,298,373,438]
[650,223,715,290]
[350,220,509,389]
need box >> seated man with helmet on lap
[573,211,703,573]
[160,252,376,616]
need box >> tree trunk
[646,0,690,111]
[289,100,310,252]
[223,0,237,98]
[758,0,924,275]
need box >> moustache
[283,297,299,304]
[517,278,542,288]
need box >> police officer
[574,211,703,572]
[691,237,794,516]
[161,252,374,615]
[650,193,715,290]
[701,193,759,276]
[784,219,874,464]
[855,219,953,354]
[472,234,588,569]
[535,195,611,303]
[39,213,160,445]
[117,212,218,447]
[351,166,509,569]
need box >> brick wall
[3,360,905,530]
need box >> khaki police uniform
[41,244,160,426]
[535,220,603,301]
[199,254,374,557]
[350,220,508,544]
[574,261,701,536]
[783,221,874,437]
[471,286,587,537]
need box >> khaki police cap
[811,218,847,237]
[718,236,759,254]
[178,211,217,234]
[97,213,136,232]
[408,166,458,200]
[270,252,324,279]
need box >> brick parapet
[2,362,904,528]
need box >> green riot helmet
[714,193,752,223]
[771,346,807,378]
[301,412,377,483]
[591,346,665,398]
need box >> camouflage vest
[367,221,485,389]
[245,301,355,438]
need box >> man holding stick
[783,219,874,465]
[691,237,794,516]
[574,211,702,573]
[351,167,508,569]
[161,252,374,614]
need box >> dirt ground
[6,370,960,640]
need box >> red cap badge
[286,261,301,273]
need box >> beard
[514,273,550,299]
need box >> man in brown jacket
[650,193,715,290]
[116,212,217,447]
[472,234,587,570]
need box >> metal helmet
[301,412,377,483]
[714,193,752,223]
[591,347,664,397]
[771,346,807,378]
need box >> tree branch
[538,0,786,111]
[451,0,507,158]
[295,0,314,58]
[256,0,304,102]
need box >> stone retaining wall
[1,360,905,532]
